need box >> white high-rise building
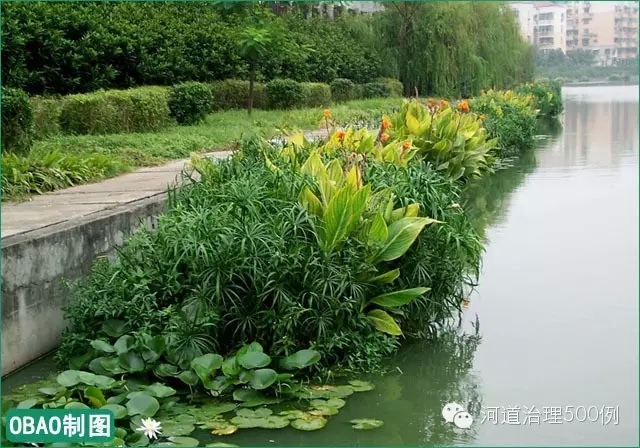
[510,1,568,53]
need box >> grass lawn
[2,98,399,201]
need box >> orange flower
[427,98,437,108]
[380,133,390,142]
[336,130,346,141]
[323,109,331,119]
[402,141,411,151]
[381,117,392,130]
[440,99,448,108]
[457,101,470,113]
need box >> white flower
[136,418,162,440]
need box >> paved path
[1,129,332,239]
[1,151,231,239]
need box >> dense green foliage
[517,80,563,118]
[369,2,534,97]
[266,78,305,110]
[330,78,357,103]
[58,87,171,135]
[1,87,34,155]
[2,1,533,99]
[168,82,214,125]
[468,90,538,158]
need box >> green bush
[361,82,389,99]
[1,87,34,155]
[300,82,331,108]
[265,78,304,110]
[376,78,404,97]
[59,87,171,135]
[330,78,356,103]
[210,79,268,111]
[168,82,213,125]
[31,96,63,139]
[516,80,563,118]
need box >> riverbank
[1,83,564,447]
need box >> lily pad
[205,444,239,447]
[167,436,201,447]
[348,380,375,392]
[237,351,271,369]
[327,385,355,398]
[309,406,339,416]
[188,402,237,422]
[211,425,239,436]
[249,369,278,390]
[17,399,39,409]
[57,370,81,388]
[161,414,196,437]
[279,410,310,420]
[236,408,272,418]
[64,402,90,409]
[310,398,346,409]
[279,349,321,370]
[144,383,177,398]
[38,387,64,396]
[291,416,327,431]
[100,404,127,419]
[350,418,384,430]
[126,394,160,417]
[230,416,269,429]
[261,416,290,429]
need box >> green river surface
[3,85,638,446]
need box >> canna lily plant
[386,99,498,181]
[293,150,440,336]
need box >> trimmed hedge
[266,78,305,110]
[210,80,268,111]
[375,77,404,97]
[168,82,213,125]
[2,87,34,155]
[330,78,357,103]
[301,82,332,108]
[31,97,63,139]
[59,87,171,135]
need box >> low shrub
[300,82,332,108]
[376,77,404,97]
[2,150,127,199]
[468,90,538,158]
[168,82,213,125]
[2,87,34,155]
[265,78,305,110]
[330,78,356,103]
[31,96,63,139]
[210,79,268,111]
[361,82,389,99]
[516,80,563,118]
[59,87,171,135]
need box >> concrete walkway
[1,151,231,239]
[1,129,332,239]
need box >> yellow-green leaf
[347,185,371,233]
[374,217,441,263]
[326,159,344,184]
[299,188,323,217]
[368,213,388,243]
[320,187,355,253]
[368,287,430,308]
[405,112,420,135]
[405,203,420,217]
[366,310,402,336]
[368,268,399,285]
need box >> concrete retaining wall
[1,194,168,376]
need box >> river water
[4,85,638,446]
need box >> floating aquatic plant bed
[1,341,381,447]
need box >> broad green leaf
[405,112,420,135]
[191,354,223,382]
[90,340,115,353]
[368,287,430,308]
[300,188,323,217]
[326,158,344,183]
[366,309,403,336]
[101,357,127,375]
[368,213,388,243]
[237,351,271,370]
[222,356,241,377]
[102,320,128,338]
[118,352,145,373]
[17,399,39,409]
[348,380,375,392]
[233,388,264,402]
[346,185,371,233]
[57,370,82,388]
[368,269,400,285]
[350,418,384,430]
[279,349,321,370]
[301,152,332,205]
[249,369,278,390]
[65,402,90,410]
[113,335,135,355]
[373,217,440,263]
[126,395,160,417]
[178,370,199,386]
[319,186,352,253]
[405,203,420,217]
[141,336,165,364]
[38,387,63,396]
[153,364,179,378]
[144,383,176,398]
[291,416,327,431]
[345,165,361,190]
[167,436,201,447]
[100,404,127,419]
[84,387,107,408]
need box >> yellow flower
[323,109,331,119]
